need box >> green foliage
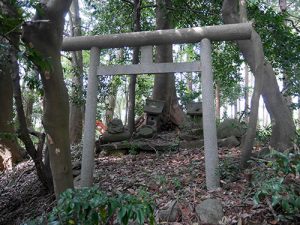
[155,174,167,187]
[171,177,182,190]
[129,143,139,155]
[0,132,17,141]
[248,2,300,99]
[293,128,300,149]
[172,0,222,28]
[212,42,243,106]
[135,75,153,116]
[24,187,155,225]
[256,125,272,144]
[219,158,240,182]
[253,151,300,221]
[176,78,200,110]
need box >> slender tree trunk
[187,73,193,91]
[69,0,84,145]
[241,0,249,123]
[215,83,221,120]
[22,0,74,198]
[298,97,300,124]
[128,0,141,135]
[105,83,117,124]
[222,0,296,154]
[233,101,238,119]
[24,93,34,129]
[279,0,293,113]
[105,51,122,124]
[279,0,287,12]
[0,48,23,169]
[152,0,184,128]
[124,77,129,125]
[0,1,24,170]
[12,49,54,191]
[244,64,249,121]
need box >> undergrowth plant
[255,125,272,145]
[253,150,300,222]
[24,187,155,225]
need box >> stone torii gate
[62,23,252,190]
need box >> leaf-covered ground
[0,137,298,225]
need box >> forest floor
[0,133,299,225]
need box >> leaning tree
[222,0,296,165]
[22,0,74,197]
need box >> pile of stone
[217,119,246,148]
[100,119,130,144]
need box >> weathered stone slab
[98,139,179,153]
[101,131,131,144]
[195,199,224,224]
[217,119,245,139]
[218,135,240,148]
[158,200,181,222]
[179,140,204,149]
[135,125,156,139]
[107,118,124,134]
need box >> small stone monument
[101,118,130,143]
[179,102,204,142]
[144,99,165,132]
[186,102,203,119]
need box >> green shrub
[24,187,155,225]
[255,125,272,145]
[253,150,300,221]
[219,158,240,182]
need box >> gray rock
[72,169,81,177]
[188,128,203,136]
[179,140,204,149]
[195,199,224,224]
[107,118,124,134]
[101,130,131,143]
[179,133,199,141]
[218,136,240,148]
[158,200,181,222]
[217,119,245,139]
[73,176,81,187]
[136,125,156,139]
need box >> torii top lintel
[62,23,252,51]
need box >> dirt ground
[0,141,298,225]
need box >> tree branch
[285,18,300,32]
[46,0,73,16]
[121,0,134,5]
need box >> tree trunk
[105,50,122,124]
[22,0,74,198]
[298,97,300,124]
[24,93,34,129]
[12,52,54,191]
[222,0,296,152]
[124,77,129,125]
[152,0,184,128]
[69,0,84,145]
[279,0,292,113]
[0,1,24,170]
[187,73,193,91]
[215,82,221,120]
[279,0,287,12]
[233,100,238,119]
[0,45,23,169]
[244,64,249,122]
[128,0,141,135]
[105,84,117,124]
